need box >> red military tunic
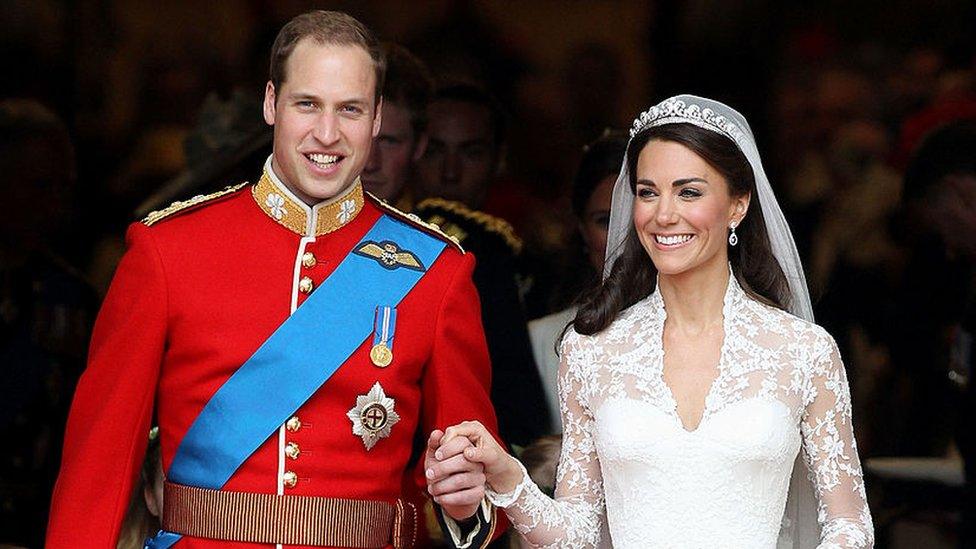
[47,163,502,548]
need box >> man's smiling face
[263,39,381,205]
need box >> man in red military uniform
[48,11,502,549]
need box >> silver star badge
[347,382,400,451]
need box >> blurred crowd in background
[2,1,975,547]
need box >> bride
[426,95,874,548]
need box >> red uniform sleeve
[420,252,500,452]
[416,251,507,545]
[47,223,167,548]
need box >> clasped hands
[424,420,522,521]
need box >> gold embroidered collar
[252,160,364,237]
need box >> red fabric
[47,188,504,548]
[893,96,976,168]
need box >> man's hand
[425,429,486,521]
[441,420,523,495]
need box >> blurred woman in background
[527,130,627,434]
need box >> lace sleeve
[800,331,875,548]
[487,333,605,548]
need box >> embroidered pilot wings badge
[353,240,426,272]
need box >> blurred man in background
[0,99,97,548]
[361,43,432,210]
[414,84,551,447]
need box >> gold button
[283,470,298,488]
[301,252,316,268]
[298,276,314,294]
[285,442,301,460]
[286,416,302,432]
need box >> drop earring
[728,221,738,247]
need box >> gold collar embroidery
[252,167,364,237]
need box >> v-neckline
[651,275,737,434]
[659,333,726,433]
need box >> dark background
[2,1,975,547]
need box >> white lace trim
[486,458,531,508]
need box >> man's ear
[493,142,507,177]
[411,132,429,162]
[372,97,383,138]
[263,81,277,126]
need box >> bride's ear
[730,192,750,225]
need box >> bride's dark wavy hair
[572,123,792,336]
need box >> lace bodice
[489,277,873,548]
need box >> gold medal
[370,343,393,367]
[370,306,396,368]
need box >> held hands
[425,420,523,520]
[425,429,485,520]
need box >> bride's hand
[441,420,524,495]
[424,429,484,520]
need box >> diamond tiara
[629,98,744,143]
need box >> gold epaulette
[366,192,465,253]
[415,198,523,254]
[142,182,249,226]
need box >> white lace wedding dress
[488,277,874,548]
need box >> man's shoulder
[141,182,252,228]
[365,192,465,255]
[412,197,522,257]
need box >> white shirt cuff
[440,498,493,548]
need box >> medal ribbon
[372,305,397,350]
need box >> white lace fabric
[489,277,873,548]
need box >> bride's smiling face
[632,139,748,276]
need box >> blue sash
[146,214,446,548]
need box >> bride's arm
[435,338,605,548]
[800,330,875,548]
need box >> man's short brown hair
[269,10,386,103]
[381,43,433,136]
